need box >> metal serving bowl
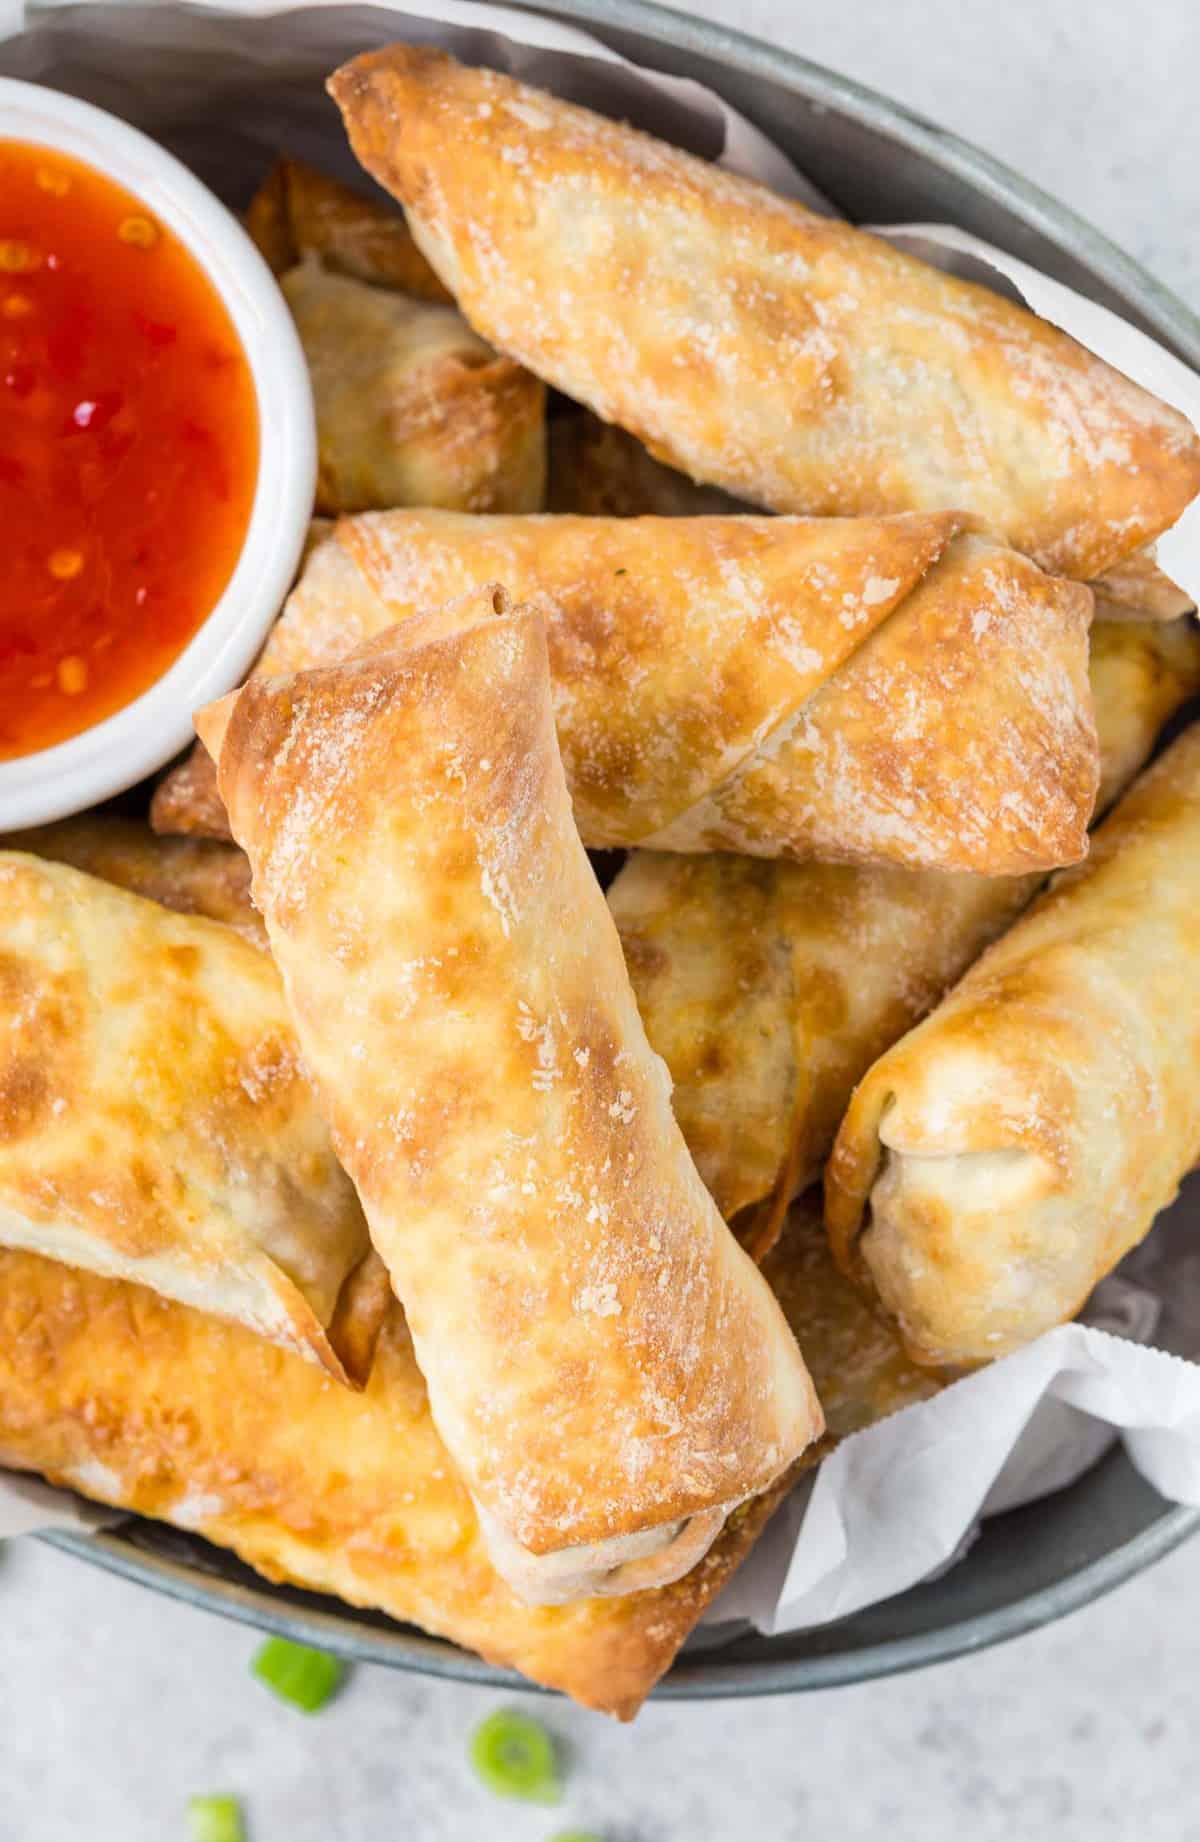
[17,0,1200,1698]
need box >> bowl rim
[22,0,1200,1700]
[41,1479,1200,1699]
[0,77,316,829]
[560,0,1200,366]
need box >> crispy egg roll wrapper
[330,46,1200,581]
[614,856,1035,1242]
[0,1197,927,1716]
[611,618,1200,1238]
[0,819,394,1378]
[826,723,1200,1369]
[246,156,451,299]
[160,507,953,842]
[196,596,821,1604]
[0,852,373,1381]
[281,259,545,516]
[168,511,1097,875]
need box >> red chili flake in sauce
[0,141,259,758]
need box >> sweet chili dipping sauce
[0,141,259,758]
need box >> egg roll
[245,156,451,299]
[1089,549,1195,624]
[3,815,264,945]
[0,852,372,1380]
[281,259,545,516]
[169,510,1097,876]
[826,722,1200,1369]
[0,1186,928,1717]
[195,592,821,1604]
[329,45,1200,580]
[610,618,1200,1243]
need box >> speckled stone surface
[4,2,1200,1837]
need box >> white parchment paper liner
[2,0,1200,1639]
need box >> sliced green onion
[186,1793,245,1842]
[251,1636,346,1713]
[469,1708,562,1804]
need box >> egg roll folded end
[280,259,546,516]
[826,724,1200,1368]
[643,534,1099,875]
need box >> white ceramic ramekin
[0,77,316,829]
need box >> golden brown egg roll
[1087,617,1200,809]
[0,852,371,1380]
[0,819,394,1377]
[613,854,1036,1247]
[0,1194,930,1717]
[167,510,1097,876]
[826,721,1200,1369]
[245,157,452,299]
[329,45,1200,580]
[0,1248,776,1719]
[3,815,265,945]
[0,1189,918,1717]
[610,618,1200,1244]
[281,259,545,516]
[195,592,821,1605]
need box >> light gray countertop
[4,2,1200,1838]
